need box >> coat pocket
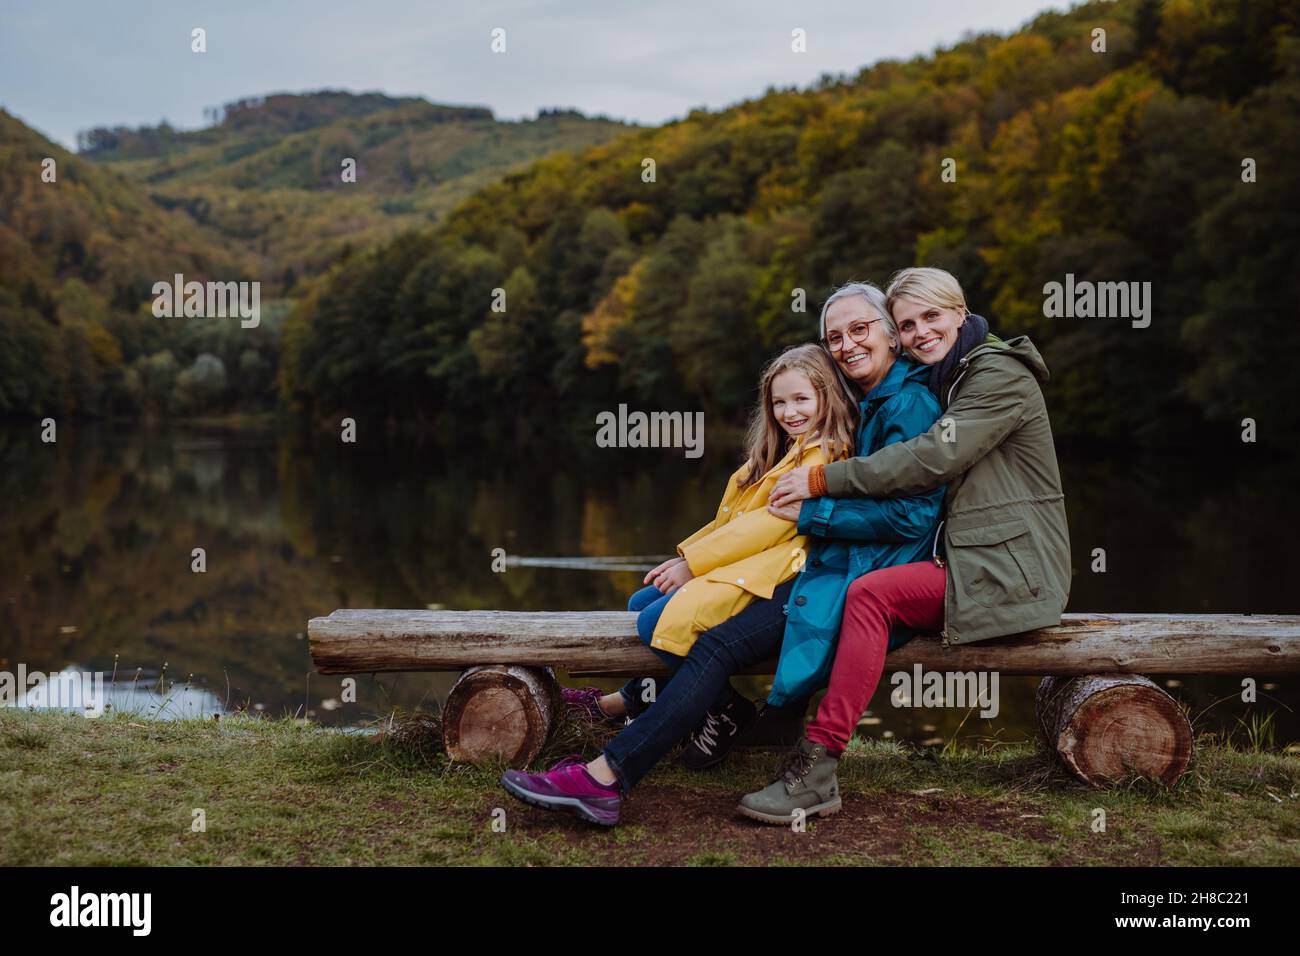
[947,517,1046,609]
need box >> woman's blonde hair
[885,267,969,318]
[738,343,855,489]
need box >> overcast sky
[1,0,1068,150]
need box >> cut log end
[1036,675,1193,788]
[441,665,561,768]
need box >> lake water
[1,423,1296,747]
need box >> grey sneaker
[737,736,841,825]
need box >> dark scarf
[928,313,989,404]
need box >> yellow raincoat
[649,437,836,657]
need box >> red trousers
[805,560,947,754]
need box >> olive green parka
[820,334,1071,645]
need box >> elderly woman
[498,281,945,826]
[738,266,1071,823]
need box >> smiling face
[824,295,894,393]
[893,297,966,365]
[769,368,820,438]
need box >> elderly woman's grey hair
[818,281,901,356]
[815,280,899,405]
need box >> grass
[0,707,1297,866]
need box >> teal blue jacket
[768,357,945,707]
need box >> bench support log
[1035,675,1194,788]
[441,665,562,768]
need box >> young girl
[515,344,856,823]
[569,344,857,727]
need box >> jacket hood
[968,333,1051,384]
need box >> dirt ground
[476,784,1166,865]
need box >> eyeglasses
[822,318,883,353]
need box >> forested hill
[3,1,1296,444]
[0,108,256,416]
[283,0,1299,447]
[76,91,450,159]
[0,92,635,418]
[81,90,638,281]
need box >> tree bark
[1036,674,1194,788]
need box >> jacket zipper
[946,357,973,407]
[937,352,979,647]
[934,520,950,647]
[939,590,951,647]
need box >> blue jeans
[604,579,796,792]
[618,584,694,717]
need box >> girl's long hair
[738,343,857,489]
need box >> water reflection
[15,664,227,720]
[0,423,1295,746]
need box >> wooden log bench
[308,610,1300,788]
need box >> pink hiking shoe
[500,754,623,826]
[561,686,623,726]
